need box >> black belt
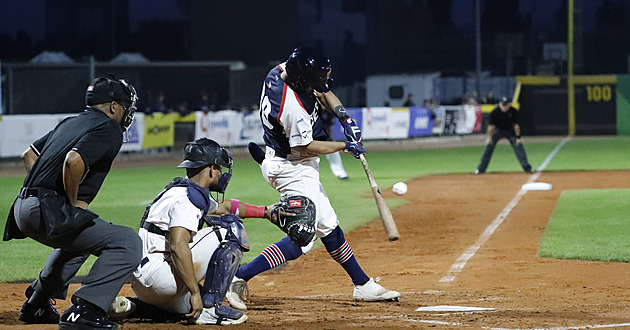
[140,218,168,236]
[18,187,39,199]
[140,257,149,268]
[270,147,287,158]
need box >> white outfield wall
[0,106,481,158]
[0,113,145,158]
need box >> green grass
[538,189,630,262]
[1,136,629,282]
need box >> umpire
[475,96,533,174]
[3,74,143,330]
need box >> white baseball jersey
[260,63,329,160]
[259,63,339,244]
[131,186,226,314]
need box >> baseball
[392,182,407,196]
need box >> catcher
[108,138,300,325]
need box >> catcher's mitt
[268,195,316,247]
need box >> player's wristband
[333,105,349,121]
[516,135,521,139]
[244,204,267,218]
[230,199,240,216]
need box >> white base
[521,182,552,191]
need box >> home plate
[521,182,552,191]
[415,305,496,312]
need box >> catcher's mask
[285,47,333,94]
[177,138,233,194]
[85,73,138,133]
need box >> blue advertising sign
[408,107,434,137]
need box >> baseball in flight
[392,182,407,196]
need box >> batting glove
[344,141,366,159]
[341,117,362,142]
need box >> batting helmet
[285,47,333,93]
[178,138,233,193]
[86,73,138,132]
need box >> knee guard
[201,241,243,307]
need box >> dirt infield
[2,168,630,329]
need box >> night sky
[0,0,188,42]
[0,0,601,44]
[1,0,628,112]
[1,0,627,82]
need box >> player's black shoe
[59,298,118,330]
[18,299,60,324]
[18,286,60,324]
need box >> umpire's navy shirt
[23,108,123,204]
[489,106,520,130]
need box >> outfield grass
[538,189,630,262]
[0,136,629,282]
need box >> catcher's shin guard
[201,241,244,308]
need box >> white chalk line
[363,315,630,330]
[439,136,571,283]
[292,290,440,299]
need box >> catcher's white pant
[262,148,340,243]
[130,226,227,314]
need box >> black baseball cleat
[18,286,60,324]
[18,299,60,324]
[59,300,118,330]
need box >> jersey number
[260,95,273,129]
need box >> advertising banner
[143,113,175,149]
[431,106,446,135]
[0,114,69,157]
[408,107,434,137]
[175,112,196,123]
[195,110,239,146]
[195,110,265,147]
[442,106,460,135]
[456,105,482,134]
[238,111,265,145]
[362,107,391,139]
[120,112,144,152]
[389,107,411,139]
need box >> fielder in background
[475,96,533,174]
[3,74,142,330]
[226,47,400,310]
[109,138,294,325]
[321,109,350,180]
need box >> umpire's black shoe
[59,301,118,330]
[18,299,60,324]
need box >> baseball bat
[359,154,400,241]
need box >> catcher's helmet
[285,47,333,93]
[86,73,138,132]
[178,138,233,193]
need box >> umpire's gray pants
[14,196,142,312]
[477,129,532,173]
